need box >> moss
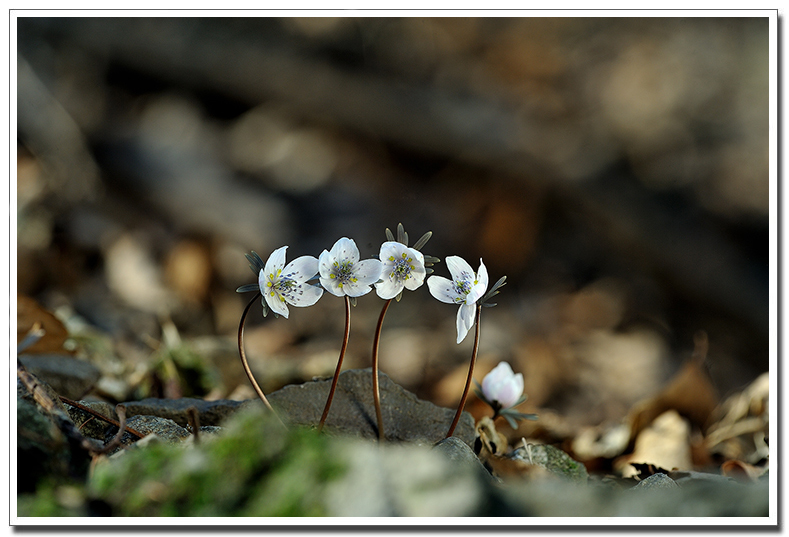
[17,482,87,517]
[88,406,347,516]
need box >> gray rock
[267,368,476,447]
[108,415,191,448]
[121,397,248,428]
[115,369,475,446]
[65,400,118,441]
[17,386,69,492]
[18,354,101,399]
[501,475,768,517]
[432,436,494,483]
[324,438,488,516]
[16,375,92,491]
[630,473,679,491]
[670,470,738,486]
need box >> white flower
[258,246,323,318]
[375,241,426,300]
[319,237,383,297]
[481,362,524,409]
[427,256,489,343]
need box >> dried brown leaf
[17,294,71,354]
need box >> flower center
[389,253,414,282]
[331,260,357,287]
[453,271,478,303]
[267,268,302,302]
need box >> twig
[59,395,146,439]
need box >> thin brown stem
[371,298,392,442]
[318,295,351,432]
[238,291,286,428]
[94,404,128,455]
[445,304,482,439]
[187,406,200,444]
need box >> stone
[323,438,488,516]
[629,473,679,491]
[115,369,475,446]
[17,387,69,493]
[121,397,249,428]
[432,436,494,483]
[267,368,477,447]
[18,354,101,399]
[16,376,92,491]
[65,400,118,441]
[107,415,191,449]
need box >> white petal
[353,259,383,287]
[445,256,476,284]
[283,255,319,283]
[320,276,346,297]
[456,303,476,344]
[507,373,525,408]
[482,362,514,401]
[404,263,427,291]
[264,289,290,318]
[466,259,489,304]
[264,246,288,280]
[258,268,269,294]
[410,248,425,267]
[375,277,404,300]
[329,237,360,265]
[427,276,460,304]
[342,280,374,297]
[378,241,404,264]
[318,250,333,279]
[287,283,324,307]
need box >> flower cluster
[236,222,531,440]
[237,225,439,316]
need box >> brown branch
[59,395,146,440]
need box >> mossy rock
[509,443,589,483]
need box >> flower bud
[481,362,524,409]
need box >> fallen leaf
[627,331,718,438]
[615,410,693,478]
[17,294,71,354]
[720,459,763,482]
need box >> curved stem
[371,298,392,442]
[318,295,352,432]
[238,291,286,428]
[445,304,482,439]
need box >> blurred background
[16,17,769,446]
